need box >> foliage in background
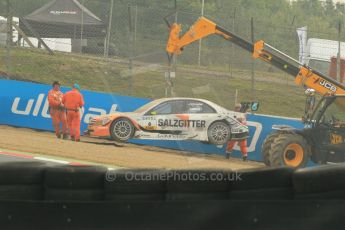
[1,0,345,65]
[0,0,344,117]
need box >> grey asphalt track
[0,154,35,163]
[0,154,57,165]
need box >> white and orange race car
[86,98,249,145]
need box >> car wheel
[110,118,135,142]
[207,121,231,145]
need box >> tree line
[1,0,345,68]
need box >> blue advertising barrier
[0,79,304,162]
[0,79,150,131]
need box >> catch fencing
[1,1,345,118]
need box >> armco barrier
[0,79,304,162]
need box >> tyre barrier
[293,164,345,199]
[0,161,45,200]
[166,169,230,201]
[2,163,345,229]
[105,169,167,201]
[230,167,294,200]
[44,165,107,201]
[1,162,345,201]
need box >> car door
[183,100,218,140]
[138,100,187,140]
[317,97,345,163]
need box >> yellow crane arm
[165,16,345,95]
[166,17,230,55]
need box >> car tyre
[110,118,135,142]
[207,121,231,145]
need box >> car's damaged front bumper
[85,125,110,137]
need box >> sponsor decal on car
[143,123,157,130]
[142,116,156,121]
[156,133,195,140]
[158,119,206,128]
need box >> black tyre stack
[166,170,231,200]
[230,167,294,200]
[4,161,345,202]
[0,162,46,200]
[293,164,345,199]
[105,169,167,201]
[44,165,107,201]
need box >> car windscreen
[133,100,159,113]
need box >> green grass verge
[0,47,306,117]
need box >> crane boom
[166,17,345,95]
